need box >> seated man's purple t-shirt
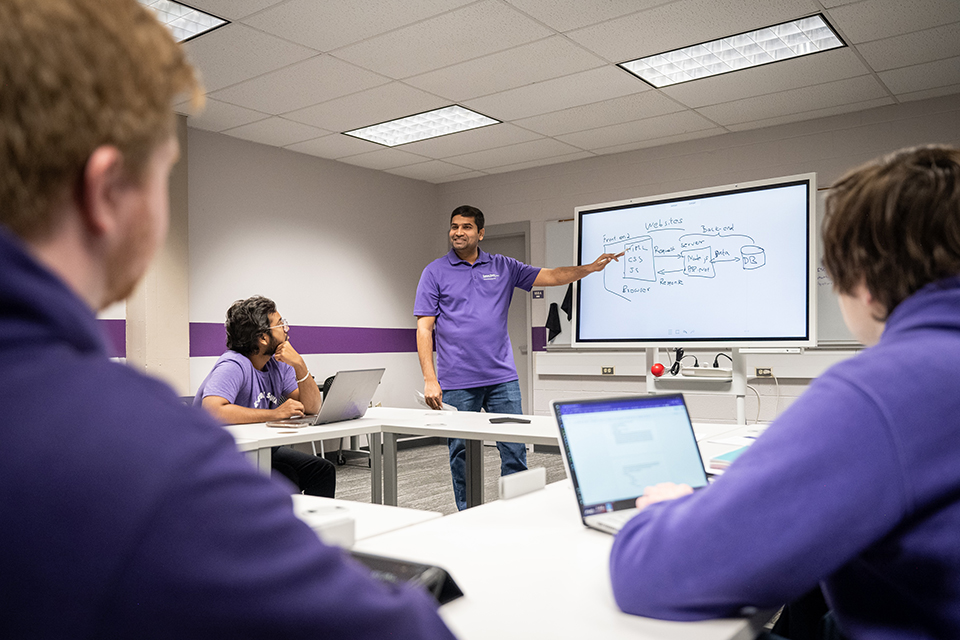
[414,248,540,390]
[193,350,297,411]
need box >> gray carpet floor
[333,443,567,516]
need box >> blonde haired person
[0,1,454,638]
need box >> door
[480,233,530,414]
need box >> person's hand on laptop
[635,482,694,511]
[274,398,305,419]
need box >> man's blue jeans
[443,380,528,511]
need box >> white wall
[187,129,440,407]
[436,93,960,421]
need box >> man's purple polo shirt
[415,248,540,390]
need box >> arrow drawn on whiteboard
[657,268,683,275]
[711,257,741,264]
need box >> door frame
[481,221,532,414]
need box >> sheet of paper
[415,391,458,412]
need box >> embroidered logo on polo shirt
[481,273,499,280]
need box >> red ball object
[650,363,665,377]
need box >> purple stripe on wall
[532,326,547,352]
[188,322,418,357]
[98,319,126,358]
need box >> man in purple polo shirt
[415,205,623,510]
[195,295,336,498]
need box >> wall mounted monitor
[574,174,817,349]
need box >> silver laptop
[267,368,385,427]
[551,394,709,535]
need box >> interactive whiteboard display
[575,174,816,348]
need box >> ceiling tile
[896,83,960,103]
[334,0,553,79]
[222,117,328,147]
[404,36,607,102]
[338,148,433,171]
[398,123,544,158]
[723,97,894,131]
[183,98,269,132]
[856,22,960,71]
[503,0,663,33]
[698,75,889,126]
[184,24,317,93]
[284,133,383,160]
[878,56,960,96]
[483,151,595,174]
[514,92,689,137]
[661,48,870,108]
[443,138,585,171]
[283,82,447,132]
[435,171,489,183]
[209,55,389,114]
[385,160,477,182]
[826,0,960,43]
[188,0,284,21]
[464,66,647,121]
[554,110,717,150]
[566,0,820,63]
[241,0,473,52]
[591,128,726,155]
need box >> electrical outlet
[755,367,773,378]
[601,366,615,375]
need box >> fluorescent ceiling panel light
[138,0,227,43]
[619,14,844,88]
[343,106,500,147]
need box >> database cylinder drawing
[740,245,765,270]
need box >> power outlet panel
[755,367,773,378]
[601,366,615,375]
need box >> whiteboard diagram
[575,176,815,346]
[601,224,770,301]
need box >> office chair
[321,374,371,467]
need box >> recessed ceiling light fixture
[138,0,227,43]
[343,105,500,147]
[619,14,844,88]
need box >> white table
[225,408,754,509]
[353,480,770,640]
[290,494,441,542]
[225,417,386,502]
[367,407,558,509]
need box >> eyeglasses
[267,318,289,332]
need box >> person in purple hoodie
[0,1,455,638]
[609,144,960,640]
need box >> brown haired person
[194,295,336,497]
[0,1,454,638]
[608,145,960,639]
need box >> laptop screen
[553,394,708,515]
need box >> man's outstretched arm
[533,251,624,287]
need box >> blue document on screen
[552,394,708,535]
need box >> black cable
[713,353,733,368]
[668,348,683,375]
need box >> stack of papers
[709,445,750,472]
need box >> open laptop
[266,368,385,427]
[551,394,709,535]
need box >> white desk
[225,408,753,509]
[367,407,558,509]
[353,480,769,640]
[225,418,385,503]
[291,494,441,542]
